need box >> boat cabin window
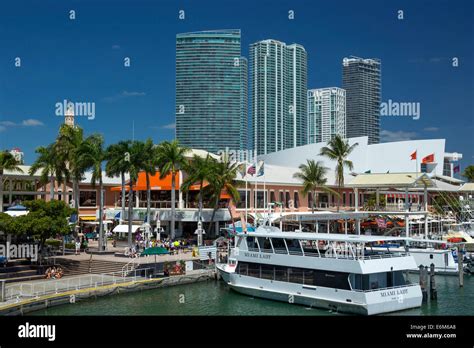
[285,239,303,254]
[349,271,406,291]
[236,262,350,290]
[246,237,259,251]
[257,237,273,253]
[271,238,287,254]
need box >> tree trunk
[121,172,126,223]
[73,179,79,210]
[0,173,4,213]
[170,173,176,240]
[50,175,55,201]
[128,183,133,247]
[63,181,68,203]
[208,195,220,235]
[198,182,203,223]
[337,186,341,212]
[98,177,104,251]
[146,172,151,226]
[311,190,315,213]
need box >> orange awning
[111,172,180,192]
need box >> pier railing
[4,267,155,302]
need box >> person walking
[75,239,81,255]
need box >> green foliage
[0,201,76,246]
[45,239,62,248]
[364,193,386,210]
[462,165,474,183]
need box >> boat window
[271,238,287,254]
[257,237,273,253]
[314,270,351,290]
[237,262,248,276]
[285,239,303,254]
[261,264,274,280]
[288,267,304,284]
[248,263,260,278]
[351,272,406,291]
[246,237,259,251]
[301,240,319,256]
[303,270,315,285]
[274,265,288,282]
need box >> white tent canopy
[4,210,29,217]
[113,224,141,233]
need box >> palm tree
[29,144,61,202]
[462,165,474,183]
[319,135,358,211]
[78,134,106,251]
[105,140,132,224]
[0,151,23,212]
[142,139,158,233]
[155,140,188,240]
[124,141,147,247]
[181,154,214,227]
[55,124,85,210]
[293,160,338,213]
[206,156,240,236]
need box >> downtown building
[250,39,307,155]
[308,87,346,144]
[342,56,381,144]
[175,30,248,154]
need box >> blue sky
[0,0,473,170]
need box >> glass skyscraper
[176,30,248,153]
[342,56,381,144]
[250,40,307,155]
[308,87,346,144]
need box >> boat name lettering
[380,288,408,297]
[243,252,271,259]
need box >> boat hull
[227,274,422,316]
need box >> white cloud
[103,90,146,102]
[0,121,16,127]
[380,130,417,142]
[22,119,44,126]
[0,125,5,132]
[423,127,439,132]
[0,118,44,129]
[162,123,176,130]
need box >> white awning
[113,224,141,233]
[4,210,28,217]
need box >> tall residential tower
[250,39,307,155]
[176,30,248,153]
[308,87,346,144]
[342,56,381,144]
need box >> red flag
[422,154,435,164]
[453,165,460,174]
[410,151,417,160]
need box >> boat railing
[352,282,419,293]
[240,247,409,261]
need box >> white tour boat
[217,225,422,315]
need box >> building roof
[459,183,474,192]
[347,172,434,189]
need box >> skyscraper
[342,56,381,144]
[250,39,307,155]
[308,87,346,144]
[176,30,248,153]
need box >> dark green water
[32,275,473,316]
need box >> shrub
[45,239,61,248]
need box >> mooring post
[429,263,437,300]
[419,265,427,302]
[458,246,464,287]
[0,280,5,302]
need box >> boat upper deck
[246,226,408,244]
